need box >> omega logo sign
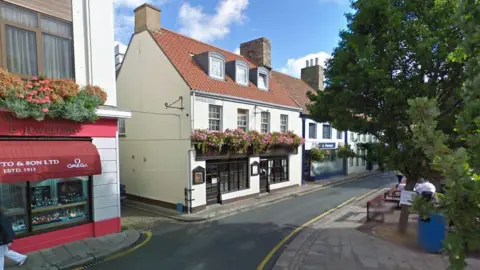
[67,158,88,169]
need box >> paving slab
[273,188,480,270]
[8,230,140,270]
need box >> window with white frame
[118,119,126,136]
[322,124,332,139]
[362,134,366,142]
[209,57,224,79]
[280,115,288,133]
[236,65,248,85]
[258,73,268,90]
[350,132,354,141]
[337,130,343,140]
[260,112,270,133]
[237,109,248,131]
[309,123,317,139]
[209,105,222,131]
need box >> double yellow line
[73,231,152,270]
[256,188,381,270]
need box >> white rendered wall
[92,137,120,222]
[72,0,117,107]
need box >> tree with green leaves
[307,0,466,232]
[408,0,479,269]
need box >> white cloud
[179,0,249,43]
[279,52,331,78]
[233,48,240,55]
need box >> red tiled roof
[271,71,315,113]
[150,29,300,108]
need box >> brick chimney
[301,57,324,91]
[240,37,271,69]
[134,3,161,33]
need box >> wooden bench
[383,186,401,209]
[367,194,395,222]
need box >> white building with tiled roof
[116,4,305,212]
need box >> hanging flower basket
[192,129,304,159]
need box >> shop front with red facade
[0,110,127,253]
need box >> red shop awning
[0,140,102,184]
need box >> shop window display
[0,183,28,234]
[0,177,90,236]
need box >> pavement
[273,190,480,270]
[121,170,383,227]
[6,230,140,270]
[84,172,395,270]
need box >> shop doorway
[205,163,220,205]
[259,160,269,193]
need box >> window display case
[0,177,91,237]
[31,177,90,231]
[0,183,28,235]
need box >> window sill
[270,180,289,185]
[220,187,250,195]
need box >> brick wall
[5,0,72,21]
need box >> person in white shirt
[414,178,436,201]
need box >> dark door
[259,160,269,193]
[205,163,220,205]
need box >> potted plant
[310,148,328,162]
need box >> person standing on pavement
[395,170,404,184]
[0,208,27,269]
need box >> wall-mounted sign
[317,143,336,149]
[192,166,205,185]
[195,96,221,105]
[251,161,259,176]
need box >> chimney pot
[315,58,319,66]
[310,59,313,66]
[306,60,309,67]
[134,3,161,33]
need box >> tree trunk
[398,176,417,234]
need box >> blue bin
[417,213,446,253]
[176,203,184,213]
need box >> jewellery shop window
[1,177,91,236]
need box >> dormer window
[258,73,268,89]
[210,57,224,79]
[226,60,249,86]
[194,51,226,81]
[236,65,248,85]
[249,67,269,90]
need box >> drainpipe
[301,114,306,185]
[186,92,195,214]
[344,131,348,175]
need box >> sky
[114,0,352,78]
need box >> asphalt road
[90,173,395,270]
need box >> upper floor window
[258,73,268,90]
[280,115,288,133]
[350,132,354,141]
[0,2,74,79]
[209,105,222,131]
[237,109,248,131]
[322,124,332,139]
[260,112,270,133]
[308,123,316,139]
[236,65,248,85]
[362,134,366,142]
[210,57,224,79]
[337,130,343,140]
[118,119,126,136]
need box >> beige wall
[5,0,72,21]
[117,30,192,205]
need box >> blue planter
[417,214,446,253]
